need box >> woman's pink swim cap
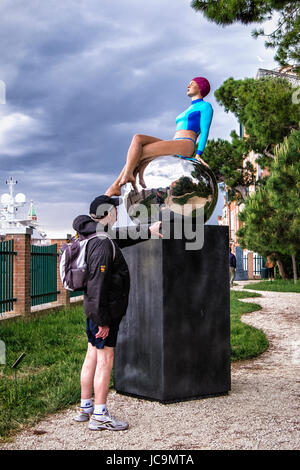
[192,77,211,98]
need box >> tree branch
[262,6,300,38]
[264,147,275,159]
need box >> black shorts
[85,318,120,349]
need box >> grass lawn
[0,291,268,441]
[230,290,268,362]
[0,304,88,441]
[244,279,300,293]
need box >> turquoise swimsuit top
[175,99,213,156]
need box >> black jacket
[229,252,236,268]
[72,215,151,327]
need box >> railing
[0,240,16,314]
[31,244,59,306]
[70,290,84,298]
[253,255,265,276]
[243,255,248,272]
[0,235,83,319]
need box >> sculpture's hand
[134,157,154,188]
[195,155,209,167]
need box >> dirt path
[1,281,299,450]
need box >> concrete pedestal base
[114,225,231,403]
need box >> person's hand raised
[149,221,163,238]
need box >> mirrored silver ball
[123,155,218,223]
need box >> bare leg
[105,135,162,196]
[106,135,195,196]
[105,166,128,197]
[80,343,97,399]
[120,135,163,186]
[94,346,114,405]
[129,138,195,188]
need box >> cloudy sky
[0,0,278,237]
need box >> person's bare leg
[94,346,114,406]
[80,343,97,399]
[120,135,163,186]
[105,135,162,196]
[133,139,195,188]
[105,136,195,196]
[105,166,127,197]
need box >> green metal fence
[0,240,16,314]
[31,244,58,306]
[70,290,84,298]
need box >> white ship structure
[0,177,47,241]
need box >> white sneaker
[74,407,94,422]
[88,410,129,431]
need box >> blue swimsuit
[175,98,213,157]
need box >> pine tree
[191,0,300,70]
[266,128,300,282]
[237,187,289,279]
[214,76,300,163]
[237,128,300,281]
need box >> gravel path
[1,281,299,450]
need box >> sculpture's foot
[120,172,136,186]
[105,183,122,197]
[120,173,138,192]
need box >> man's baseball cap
[89,195,122,218]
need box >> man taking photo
[73,195,162,431]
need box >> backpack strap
[96,232,116,261]
[85,232,116,261]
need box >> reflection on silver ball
[123,155,218,223]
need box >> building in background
[218,67,300,280]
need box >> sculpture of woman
[105,77,213,197]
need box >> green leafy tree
[214,76,300,165]
[237,128,300,281]
[202,75,299,200]
[237,187,289,279]
[191,0,300,70]
[203,130,255,200]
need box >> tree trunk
[291,254,298,284]
[235,185,247,200]
[276,259,287,280]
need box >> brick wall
[2,234,75,317]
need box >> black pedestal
[114,225,231,403]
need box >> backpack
[59,232,116,291]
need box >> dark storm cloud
[0,0,277,235]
